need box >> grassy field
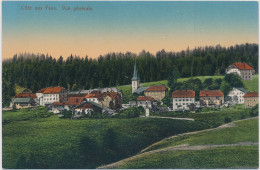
[3,108,212,169]
[243,75,258,92]
[113,118,259,169]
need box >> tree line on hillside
[2,43,258,107]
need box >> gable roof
[232,63,254,70]
[145,86,167,92]
[200,90,224,97]
[15,92,37,99]
[103,92,120,99]
[13,98,34,103]
[233,87,248,94]
[43,87,65,94]
[85,93,103,99]
[75,102,94,109]
[65,97,85,106]
[172,90,195,98]
[244,92,258,98]
[37,88,47,93]
[137,96,155,101]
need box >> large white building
[227,87,248,104]
[172,90,195,111]
[225,63,254,80]
[36,86,67,106]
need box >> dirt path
[98,117,258,169]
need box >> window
[176,103,178,105]
[186,99,188,101]
[183,103,185,105]
[175,99,177,101]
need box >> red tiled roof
[103,92,119,99]
[145,86,167,92]
[137,96,155,101]
[75,103,94,109]
[15,92,37,99]
[85,93,103,99]
[244,92,258,98]
[232,63,254,70]
[37,88,47,93]
[52,102,66,106]
[65,97,85,106]
[199,90,224,97]
[43,87,65,94]
[91,90,102,95]
[172,90,195,98]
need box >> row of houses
[10,87,122,116]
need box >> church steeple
[132,63,139,81]
[132,62,140,93]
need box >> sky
[2,1,259,60]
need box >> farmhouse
[144,85,167,101]
[200,90,224,108]
[10,98,36,109]
[102,92,122,110]
[36,86,68,106]
[225,63,254,80]
[172,90,195,111]
[136,96,156,109]
[244,92,258,108]
[227,87,248,104]
[84,91,104,105]
[74,102,100,115]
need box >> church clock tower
[132,63,140,93]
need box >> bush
[224,116,232,123]
[113,107,144,118]
[61,110,73,119]
[250,104,258,117]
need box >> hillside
[2,108,211,169]
[99,117,258,169]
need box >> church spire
[132,62,139,81]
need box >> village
[8,62,259,118]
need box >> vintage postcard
[2,1,259,169]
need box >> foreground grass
[145,118,258,152]
[118,145,258,169]
[112,118,258,169]
[3,109,210,169]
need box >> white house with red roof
[199,90,224,108]
[136,96,156,109]
[225,63,255,80]
[36,86,67,106]
[172,90,195,111]
[84,91,104,105]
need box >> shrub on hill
[113,106,145,118]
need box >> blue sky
[2,1,259,59]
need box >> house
[84,91,104,105]
[132,63,140,93]
[199,90,224,108]
[102,92,122,110]
[36,86,68,106]
[136,96,156,109]
[144,85,167,101]
[50,97,87,113]
[225,63,255,80]
[244,92,258,108]
[74,102,99,115]
[10,98,36,109]
[227,87,248,104]
[172,90,195,111]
